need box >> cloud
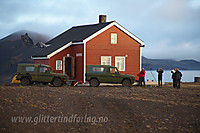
[143,40,200,61]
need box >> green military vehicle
[85,65,135,87]
[16,64,68,86]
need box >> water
[145,70,200,82]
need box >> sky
[0,0,200,61]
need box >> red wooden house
[32,15,145,82]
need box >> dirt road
[0,83,200,132]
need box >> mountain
[0,30,50,44]
[0,30,51,83]
[142,56,200,70]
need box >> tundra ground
[0,83,200,133]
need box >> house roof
[32,21,113,58]
[32,21,144,58]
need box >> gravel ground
[0,83,200,133]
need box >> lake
[145,70,200,82]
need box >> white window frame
[101,56,111,66]
[111,33,117,44]
[115,56,125,71]
[56,60,62,70]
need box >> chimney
[99,15,107,23]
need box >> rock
[21,33,34,47]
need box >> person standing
[137,68,146,86]
[171,68,176,88]
[175,68,182,89]
[156,68,164,87]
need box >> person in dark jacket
[175,68,182,88]
[157,68,164,87]
[171,68,176,88]
[137,68,146,86]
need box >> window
[40,67,48,73]
[21,66,35,72]
[115,56,125,71]
[111,33,117,44]
[110,68,118,74]
[91,67,104,73]
[56,60,62,70]
[101,56,111,65]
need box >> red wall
[86,26,141,80]
[34,59,49,65]
[49,44,84,81]
[72,45,84,81]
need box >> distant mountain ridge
[0,30,50,44]
[142,56,200,70]
[0,30,51,83]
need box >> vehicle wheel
[89,78,100,87]
[52,78,62,87]
[122,79,132,87]
[21,77,31,86]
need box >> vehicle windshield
[115,67,120,74]
[110,67,120,74]
[48,67,54,72]
[116,68,120,74]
